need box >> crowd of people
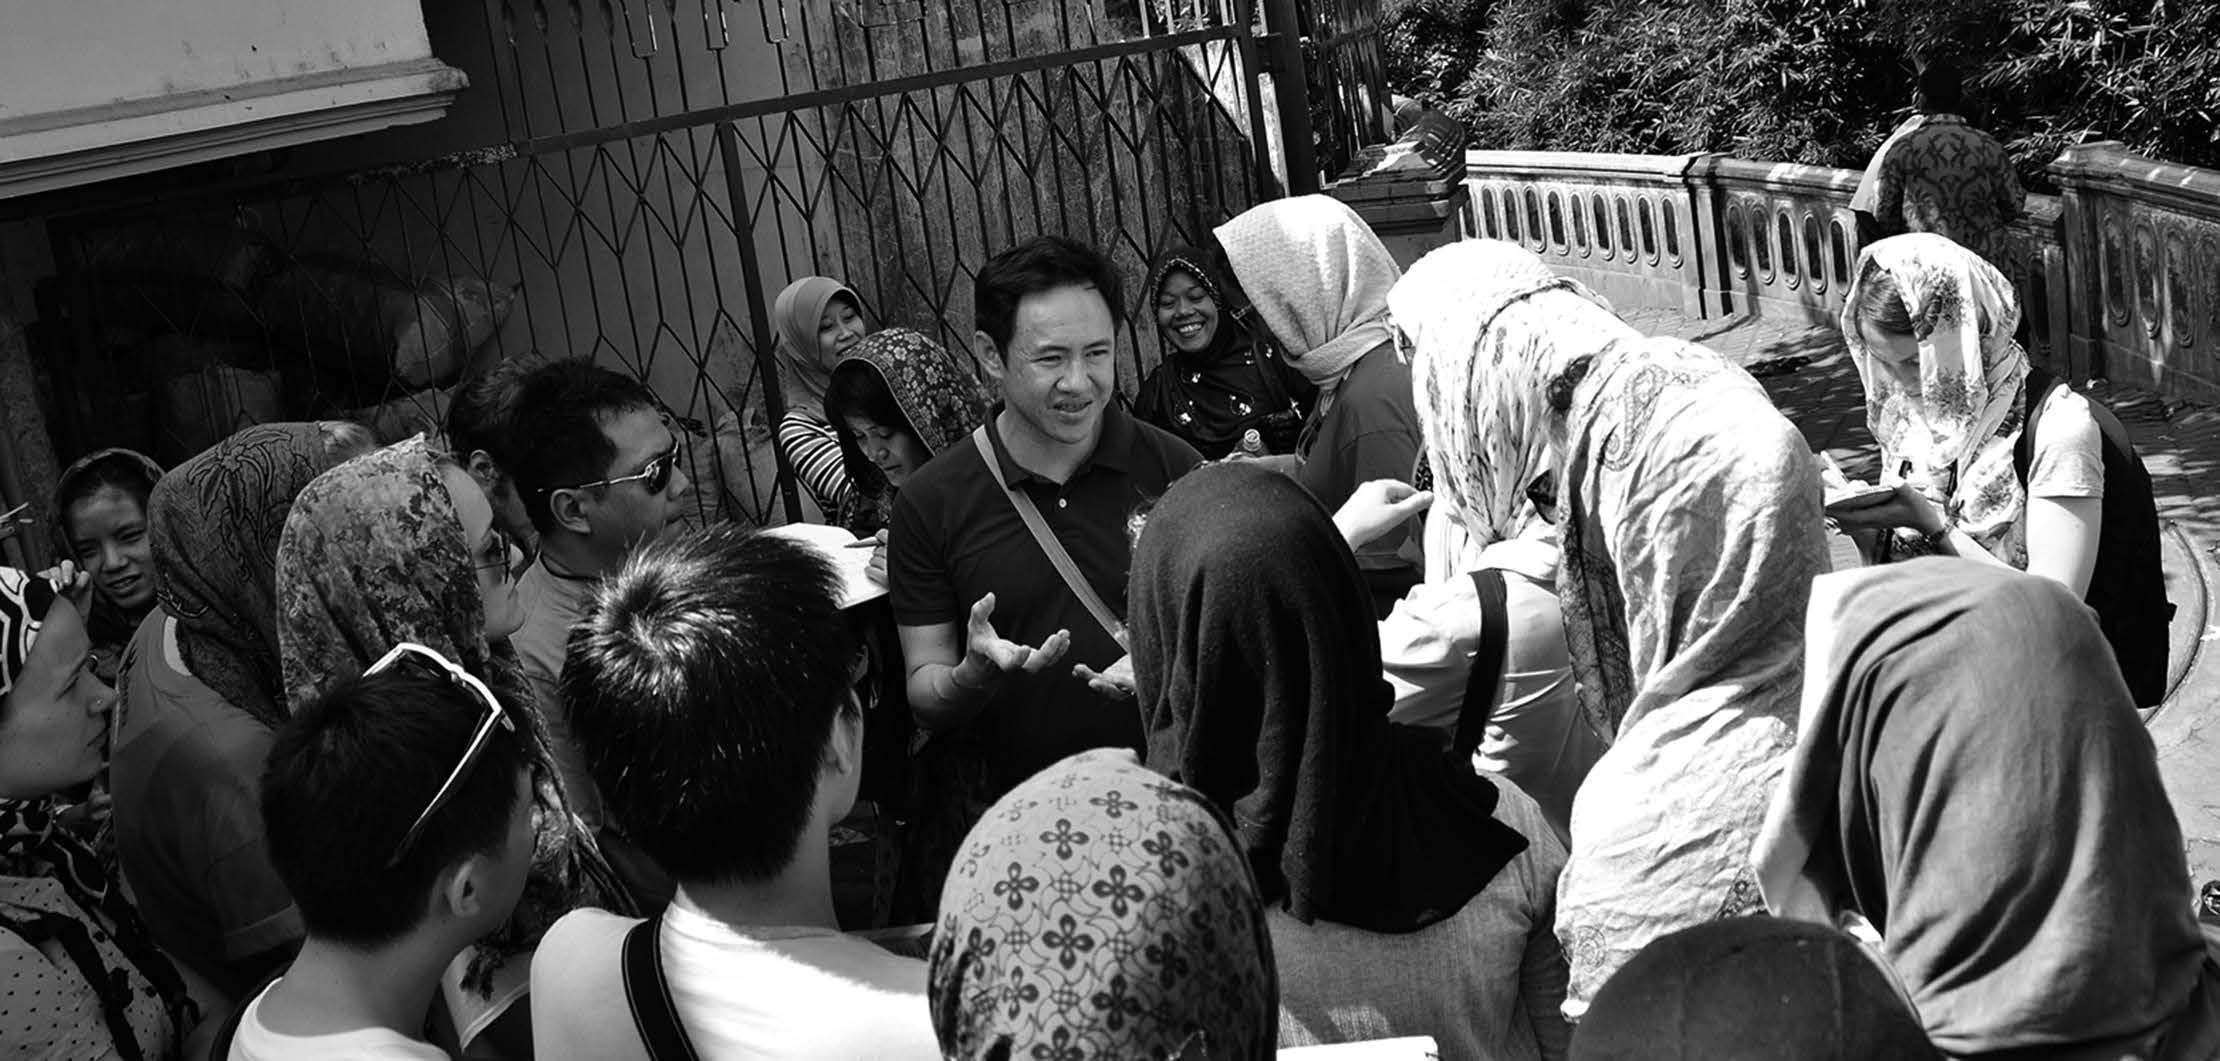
[0,175,2204,1061]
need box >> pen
[843,538,882,548]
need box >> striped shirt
[777,411,856,519]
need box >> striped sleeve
[778,412,857,517]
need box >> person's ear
[823,707,863,778]
[547,487,594,537]
[972,331,1005,384]
[440,857,490,921]
[464,450,504,494]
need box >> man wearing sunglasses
[238,643,537,1060]
[499,359,691,905]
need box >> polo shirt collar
[981,402,1135,486]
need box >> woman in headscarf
[0,566,198,1057]
[1834,233,2167,704]
[1132,461,1572,1060]
[1216,195,1419,617]
[769,276,873,523]
[50,448,164,683]
[823,328,992,536]
[1133,242,1314,460]
[110,422,371,1001]
[276,435,636,1054]
[1395,239,1825,1016]
[1754,560,2220,1059]
[929,748,1277,1061]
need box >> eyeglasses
[368,642,517,868]
[530,434,681,498]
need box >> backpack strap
[1453,569,1511,761]
[622,916,702,1061]
[972,425,1126,644]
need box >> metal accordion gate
[22,0,1386,526]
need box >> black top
[889,403,1202,786]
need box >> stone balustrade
[1454,142,2216,401]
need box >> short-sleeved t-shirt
[111,609,301,997]
[1298,342,1423,577]
[229,981,446,1060]
[511,560,604,828]
[528,902,941,1061]
[889,404,1201,786]
[1997,385,2108,569]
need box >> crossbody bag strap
[972,425,1125,643]
[622,916,702,1061]
[1453,568,1511,761]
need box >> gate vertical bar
[1230,0,1283,199]
[1260,0,1320,196]
[717,119,803,524]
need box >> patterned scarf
[1394,239,1630,545]
[0,565,63,700]
[276,435,637,992]
[1842,233,2030,555]
[773,276,864,421]
[827,328,990,532]
[1215,196,1402,455]
[928,749,1277,1061]
[149,423,339,729]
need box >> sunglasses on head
[368,642,518,869]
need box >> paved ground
[1625,307,2220,884]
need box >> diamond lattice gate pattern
[23,0,1380,526]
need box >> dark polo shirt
[889,403,1201,787]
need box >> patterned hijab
[827,328,990,528]
[773,276,865,421]
[1215,195,1401,392]
[1842,233,2030,551]
[0,566,63,701]
[1394,239,1629,544]
[275,435,636,991]
[928,749,1277,1061]
[1132,463,1528,934]
[149,423,339,728]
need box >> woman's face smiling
[1155,269,1220,356]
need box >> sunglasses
[368,642,517,869]
[529,431,681,498]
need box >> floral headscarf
[773,276,865,421]
[1393,239,1627,545]
[928,749,1277,1061]
[275,435,636,992]
[149,423,339,729]
[827,328,990,531]
[0,566,63,701]
[1842,233,2030,553]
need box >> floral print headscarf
[275,435,636,993]
[928,749,1277,1061]
[828,328,990,532]
[1842,233,2030,553]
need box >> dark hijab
[148,423,340,729]
[1130,462,1526,933]
[51,448,164,658]
[1755,560,2220,1059]
[1135,244,1309,459]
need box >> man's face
[573,407,691,552]
[987,284,1117,449]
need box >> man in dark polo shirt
[890,236,1202,790]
